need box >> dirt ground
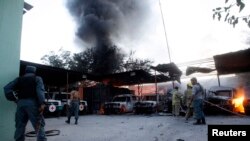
[25,113,250,141]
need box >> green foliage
[41,48,72,69]
[212,0,250,28]
[69,48,95,73]
[122,50,153,72]
[41,47,153,75]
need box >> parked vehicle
[44,92,63,117]
[103,94,138,114]
[243,98,250,115]
[134,100,157,114]
[204,86,236,114]
[52,92,88,115]
[134,94,168,114]
[243,86,250,115]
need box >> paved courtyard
[25,114,250,141]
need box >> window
[113,97,127,102]
[216,91,232,98]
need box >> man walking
[4,66,47,141]
[65,90,80,125]
[191,77,206,125]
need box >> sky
[21,0,250,66]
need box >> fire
[99,104,105,115]
[232,96,245,113]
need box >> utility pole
[159,0,172,63]
[159,0,175,89]
[154,69,158,104]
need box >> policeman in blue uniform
[191,77,206,125]
[4,66,47,141]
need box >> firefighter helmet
[187,82,192,88]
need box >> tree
[122,50,153,72]
[41,47,153,75]
[41,48,72,69]
[68,48,94,73]
[212,0,250,28]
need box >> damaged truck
[203,86,237,115]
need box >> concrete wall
[0,0,24,140]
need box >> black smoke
[66,0,151,75]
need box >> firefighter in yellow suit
[183,82,194,121]
[172,86,183,116]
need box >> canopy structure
[150,62,182,83]
[92,69,181,87]
[185,67,216,76]
[20,61,182,87]
[20,60,89,87]
[213,48,250,75]
[93,62,182,86]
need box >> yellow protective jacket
[183,88,193,107]
[172,89,182,105]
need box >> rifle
[35,104,45,134]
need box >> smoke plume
[66,0,151,75]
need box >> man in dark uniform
[191,77,206,125]
[4,66,47,141]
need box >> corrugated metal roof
[213,48,250,75]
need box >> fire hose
[203,99,246,117]
[25,130,60,137]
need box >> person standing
[65,90,80,125]
[3,66,47,141]
[191,77,206,125]
[183,82,194,122]
[172,86,183,116]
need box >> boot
[193,119,201,125]
[201,117,206,124]
[65,117,70,124]
[75,119,78,125]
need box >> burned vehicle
[134,100,157,114]
[243,98,250,115]
[243,86,250,115]
[103,94,138,114]
[204,86,236,114]
[134,94,167,114]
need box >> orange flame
[232,96,245,113]
[99,104,105,115]
[232,86,246,113]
